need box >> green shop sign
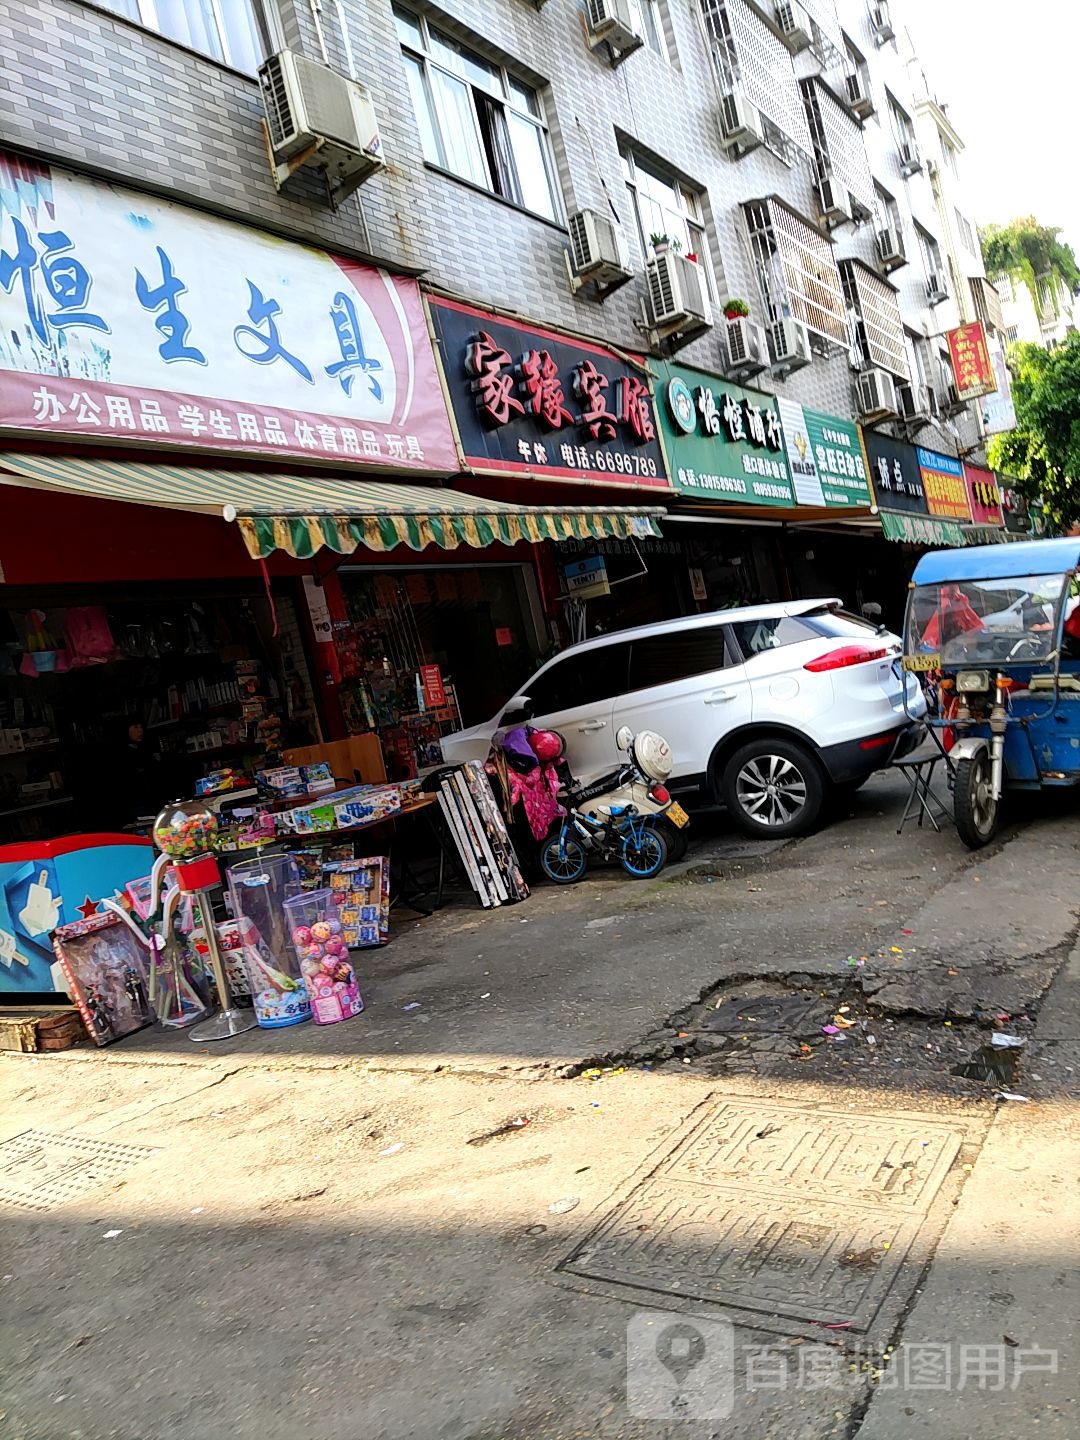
[654,360,795,507]
[775,398,873,508]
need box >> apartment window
[394,7,561,222]
[942,138,960,180]
[1005,325,1019,344]
[875,185,901,236]
[632,0,674,61]
[954,208,976,255]
[94,0,271,72]
[916,225,945,286]
[886,93,916,151]
[621,150,716,297]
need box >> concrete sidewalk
[854,944,1080,1438]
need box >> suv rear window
[730,608,878,657]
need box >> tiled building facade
[1,0,998,457]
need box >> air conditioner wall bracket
[260,120,367,210]
[564,251,634,303]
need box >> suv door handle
[579,720,607,731]
[705,689,737,705]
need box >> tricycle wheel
[953,754,999,848]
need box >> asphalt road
[1,773,1077,1440]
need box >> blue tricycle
[903,537,1080,847]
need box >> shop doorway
[337,564,544,779]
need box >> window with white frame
[875,185,901,237]
[954,208,976,255]
[631,0,674,61]
[840,259,909,378]
[621,150,716,297]
[941,137,960,180]
[886,93,916,152]
[394,7,561,223]
[916,224,945,287]
[93,0,272,73]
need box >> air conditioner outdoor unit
[724,316,768,379]
[767,317,811,376]
[942,382,964,413]
[816,174,851,229]
[926,272,948,305]
[646,253,710,331]
[844,70,874,120]
[875,226,906,271]
[897,381,930,424]
[585,0,642,54]
[259,51,384,197]
[566,209,632,286]
[774,0,811,53]
[898,140,922,177]
[858,367,899,421]
[718,89,763,155]
[869,0,894,44]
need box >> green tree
[987,337,1080,528]
[980,217,1080,318]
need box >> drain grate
[0,1129,157,1212]
[559,1098,966,1339]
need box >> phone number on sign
[584,449,659,477]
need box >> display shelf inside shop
[0,593,313,843]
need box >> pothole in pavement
[569,973,1039,1098]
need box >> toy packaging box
[52,912,153,1046]
[322,856,389,948]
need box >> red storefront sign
[946,321,996,401]
[963,463,1004,527]
[428,297,670,490]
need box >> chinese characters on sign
[946,321,995,401]
[0,151,456,468]
[430,297,669,488]
[962,463,1004,527]
[863,430,929,517]
[655,361,794,506]
[917,447,972,521]
[777,399,872,509]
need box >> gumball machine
[152,798,257,1042]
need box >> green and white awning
[0,452,664,559]
[879,511,967,547]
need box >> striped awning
[0,452,664,559]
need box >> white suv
[441,599,925,837]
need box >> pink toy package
[284,887,364,1025]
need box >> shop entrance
[337,563,544,779]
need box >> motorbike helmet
[528,727,565,762]
[630,729,673,782]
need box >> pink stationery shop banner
[0,151,457,471]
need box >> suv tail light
[648,784,671,804]
[804,644,889,673]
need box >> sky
[899,0,1080,252]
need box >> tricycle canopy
[910,537,1080,587]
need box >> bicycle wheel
[540,831,588,884]
[620,824,668,878]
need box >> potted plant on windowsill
[650,233,671,255]
[723,297,750,320]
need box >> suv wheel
[722,739,825,838]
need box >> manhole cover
[0,1130,157,1212]
[559,1099,965,1338]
